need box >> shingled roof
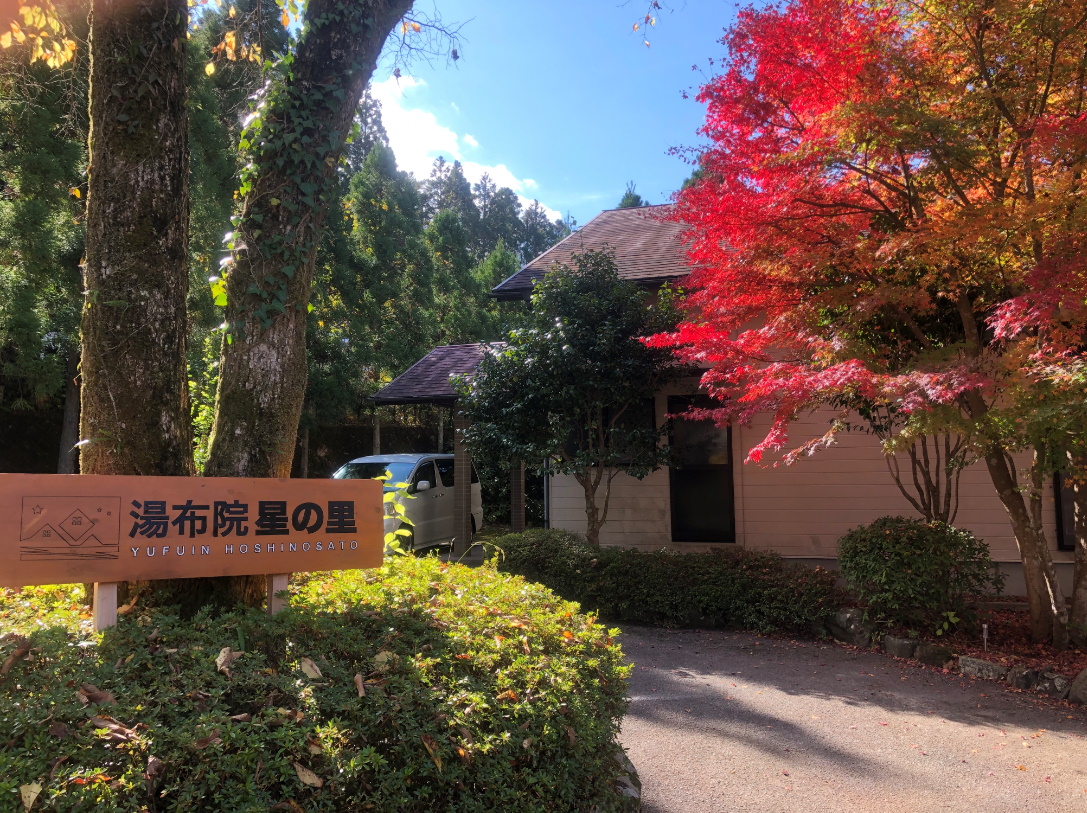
[490,203,689,302]
[372,343,503,406]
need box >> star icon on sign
[97,507,102,512]
[32,505,44,514]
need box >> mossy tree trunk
[80,0,193,478]
[193,0,413,610]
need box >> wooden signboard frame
[1,474,383,629]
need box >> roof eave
[371,393,459,407]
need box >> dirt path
[618,626,1087,813]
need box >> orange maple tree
[656,0,1087,645]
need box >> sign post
[266,573,290,616]
[1,474,384,629]
[93,582,119,630]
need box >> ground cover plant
[0,557,630,812]
[489,529,842,633]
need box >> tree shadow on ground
[619,625,1087,735]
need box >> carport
[371,343,525,558]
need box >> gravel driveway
[618,626,1087,813]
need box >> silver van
[331,454,483,550]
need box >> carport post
[511,460,526,532]
[452,411,474,558]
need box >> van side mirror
[415,480,431,493]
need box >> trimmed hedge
[838,515,1005,634]
[0,557,630,812]
[489,529,843,633]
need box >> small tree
[458,250,676,547]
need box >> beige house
[379,204,1076,593]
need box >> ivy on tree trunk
[196,0,413,609]
[206,0,413,480]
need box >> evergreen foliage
[0,558,631,811]
[490,529,843,632]
[616,182,646,208]
[838,516,1005,635]
[0,28,570,471]
[458,250,677,546]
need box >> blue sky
[371,1,740,226]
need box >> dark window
[413,462,436,492]
[435,459,454,487]
[333,461,414,485]
[1054,474,1075,552]
[669,395,735,543]
[435,458,479,485]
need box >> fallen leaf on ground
[193,729,222,749]
[19,783,41,811]
[215,647,243,677]
[77,684,116,706]
[89,715,136,742]
[293,762,323,787]
[421,734,442,772]
[299,657,322,680]
[146,755,164,780]
[2,636,30,676]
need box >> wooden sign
[0,474,383,588]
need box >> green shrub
[0,558,630,812]
[488,529,843,633]
[837,515,1005,634]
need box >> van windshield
[332,461,415,487]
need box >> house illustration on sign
[19,496,121,561]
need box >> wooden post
[267,574,290,614]
[511,459,526,532]
[437,408,445,452]
[372,407,381,455]
[93,582,118,631]
[452,411,473,558]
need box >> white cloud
[369,77,458,179]
[369,76,562,223]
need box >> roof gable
[491,204,689,301]
[372,343,504,406]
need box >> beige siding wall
[548,468,671,549]
[548,402,1072,565]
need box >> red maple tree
[657,0,1087,645]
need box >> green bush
[488,529,843,633]
[837,515,1005,634]
[0,557,630,812]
